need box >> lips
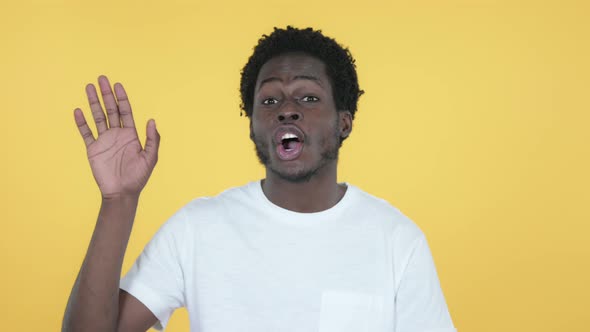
[274,125,305,161]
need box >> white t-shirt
[120,181,456,332]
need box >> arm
[62,76,161,332]
[395,234,456,332]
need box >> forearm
[63,195,140,332]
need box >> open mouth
[275,127,304,161]
[281,133,301,151]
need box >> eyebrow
[258,75,324,90]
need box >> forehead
[256,53,329,88]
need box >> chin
[269,166,317,183]
[253,135,336,183]
[269,156,335,183]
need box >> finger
[143,119,160,166]
[98,75,120,128]
[85,84,108,134]
[74,108,95,147]
[114,82,136,129]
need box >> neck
[261,163,346,213]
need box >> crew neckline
[247,179,356,226]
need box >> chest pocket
[318,290,385,332]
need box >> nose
[277,102,303,122]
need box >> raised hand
[74,76,160,199]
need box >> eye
[262,97,279,105]
[300,96,319,102]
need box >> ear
[339,111,353,139]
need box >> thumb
[144,119,160,165]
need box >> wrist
[98,193,140,227]
[101,192,140,204]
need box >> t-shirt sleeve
[120,208,188,331]
[395,232,456,332]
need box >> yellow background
[1,0,588,331]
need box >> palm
[87,128,149,196]
[74,76,160,198]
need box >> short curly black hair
[240,26,364,119]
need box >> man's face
[250,53,352,183]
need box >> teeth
[281,133,298,140]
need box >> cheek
[250,122,264,137]
[251,111,273,126]
[250,119,270,143]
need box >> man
[63,27,456,332]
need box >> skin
[63,54,353,331]
[63,76,159,331]
[251,53,353,213]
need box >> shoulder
[147,182,257,247]
[181,181,255,213]
[347,184,423,236]
[346,184,427,267]
[346,184,430,283]
[170,181,257,226]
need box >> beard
[251,122,341,183]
